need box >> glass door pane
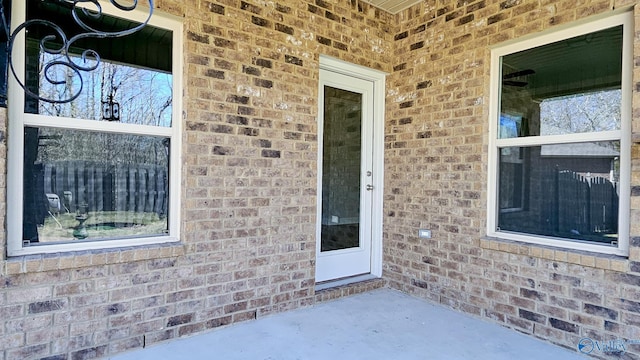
[320,86,362,252]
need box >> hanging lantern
[102,95,120,121]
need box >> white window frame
[7,2,183,256]
[487,10,632,256]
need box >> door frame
[316,55,386,283]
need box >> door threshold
[315,274,378,291]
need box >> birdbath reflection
[73,204,89,239]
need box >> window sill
[1,241,184,275]
[480,236,628,273]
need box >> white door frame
[316,55,385,283]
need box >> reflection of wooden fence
[552,170,618,236]
[39,161,168,216]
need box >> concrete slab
[109,289,586,359]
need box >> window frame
[7,1,183,256]
[487,10,632,256]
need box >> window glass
[23,0,172,127]
[23,127,169,244]
[499,26,622,138]
[8,0,181,255]
[539,90,621,135]
[498,142,619,245]
[493,18,628,251]
[498,146,526,211]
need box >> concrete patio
[109,288,586,360]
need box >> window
[487,11,632,256]
[7,1,182,255]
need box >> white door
[316,62,380,283]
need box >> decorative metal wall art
[0,0,154,104]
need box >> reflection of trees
[36,129,168,166]
[98,63,173,127]
[540,90,621,135]
[501,88,621,141]
[37,54,172,127]
[34,53,172,165]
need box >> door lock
[366,184,374,191]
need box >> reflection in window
[499,113,522,139]
[494,22,625,247]
[499,147,527,212]
[23,127,169,244]
[24,0,173,127]
[499,26,622,139]
[321,86,362,251]
[498,143,619,244]
[9,0,181,255]
[34,54,173,127]
[540,90,621,136]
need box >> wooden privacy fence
[552,169,618,237]
[39,161,168,217]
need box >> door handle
[366,184,374,191]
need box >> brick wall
[0,1,392,359]
[384,0,640,358]
[4,0,640,359]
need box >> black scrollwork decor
[0,0,153,104]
